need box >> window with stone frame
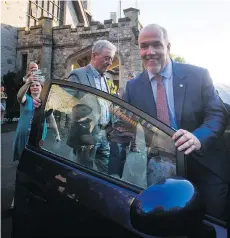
[27,0,64,27]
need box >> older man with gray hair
[67,40,117,173]
[68,40,116,87]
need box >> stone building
[2,0,142,88]
[1,0,91,76]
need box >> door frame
[28,79,187,191]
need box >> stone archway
[65,45,92,78]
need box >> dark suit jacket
[124,60,230,182]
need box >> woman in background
[10,76,60,209]
[13,76,60,161]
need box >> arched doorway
[71,54,91,71]
[65,46,92,77]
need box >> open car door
[12,79,224,238]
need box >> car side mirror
[130,177,204,237]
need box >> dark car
[215,83,230,156]
[12,80,229,238]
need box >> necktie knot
[155,74,163,83]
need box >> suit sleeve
[192,69,228,151]
[68,71,80,83]
[123,81,131,103]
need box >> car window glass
[41,84,177,189]
[214,84,230,105]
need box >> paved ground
[1,122,18,238]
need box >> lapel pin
[179,84,183,87]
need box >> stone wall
[1,0,29,76]
[52,11,142,86]
[52,18,135,82]
[16,8,142,87]
[16,26,43,73]
[16,17,53,80]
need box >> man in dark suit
[124,24,229,221]
[67,40,117,173]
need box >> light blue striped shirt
[148,61,178,129]
[89,64,110,125]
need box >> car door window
[40,83,179,189]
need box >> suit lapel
[140,71,157,118]
[86,65,96,88]
[172,61,187,128]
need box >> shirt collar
[89,64,104,78]
[147,60,172,81]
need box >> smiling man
[124,24,229,221]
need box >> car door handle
[27,191,47,204]
[24,183,48,204]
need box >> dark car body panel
[14,147,144,237]
[12,80,229,237]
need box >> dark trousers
[108,141,129,177]
[74,130,110,174]
[187,158,228,221]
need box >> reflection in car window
[41,84,177,189]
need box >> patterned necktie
[155,75,170,125]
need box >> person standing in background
[1,85,7,124]
[10,72,60,210]
[14,75,61,162]
[23,62,38,82]
[67,40,117,173]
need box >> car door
[13,79,197,238]
[215,83,230,156]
